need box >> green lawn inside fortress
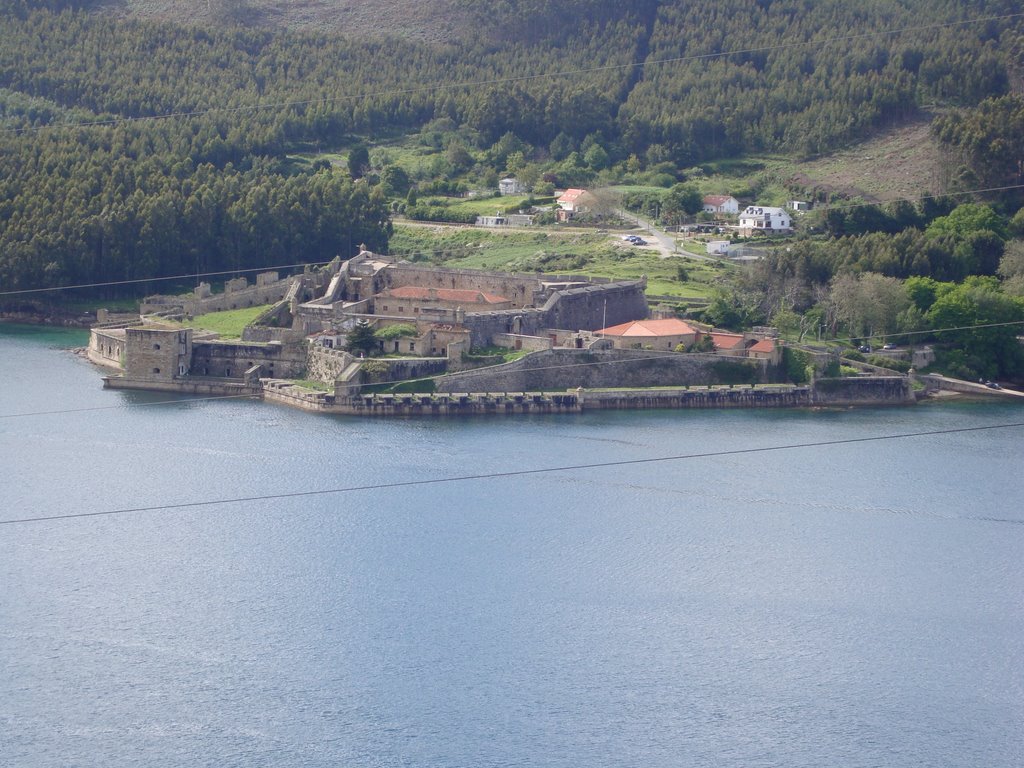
[184,304,275,339]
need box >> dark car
[858,345,871,353]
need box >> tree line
[0,1,1020,293]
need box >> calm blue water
[1,323,1023,767]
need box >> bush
[783,347,811,384]
[867,355,911,373]
[375,323,417,341]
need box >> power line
[0,392,260,420]
[3,12,1021,136]
[2,421,1021,527]
[0,259,332,297]
[9,177,1024,301]
[810,184,1024,214]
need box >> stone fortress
[89,250,913,413]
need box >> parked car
[858,345,871,353]
[632,238,648,246]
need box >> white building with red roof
[702,195,740,215]
[556,188,597,221]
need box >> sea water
[1,324,1022,767]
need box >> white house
[787,200,811,212]
[499,178,526,196]
[706,240,730,255]
[702,195,740,215]
[555,188,596,221]
[738,206,792,235]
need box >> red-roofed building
[710,332,746,356]
[597,318,700,350]
[746,337,778,362]
[556,188,597,221]
[374,285,514,318]
[702,195,740,215]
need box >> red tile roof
[558,188,587,204]
[599,318,699,337]
[380,286,510,304]
[748,338,776,353]
[710,332,745,350]
[703,195,735,206]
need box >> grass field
[390,224,727,300]
[421,194,535,216]
[187,304,274,339]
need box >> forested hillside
[0,0,1021,294]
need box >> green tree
[925,203,1008,242]
[346,320,379,356]
[348,145,370,179]
[926,278,1024,378]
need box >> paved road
[615,210,723,262]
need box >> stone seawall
[261,385,815,416]
[103,375,259,397]
[811,376,914,405]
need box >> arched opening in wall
[153,367,160,374]
[226,368,231,377]
[153,343,160,350]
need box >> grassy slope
[186,304,273,338]
[101,0,467,41]
[390,224,726,300]
[692,118,949,207]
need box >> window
[409,342,415,352]
[153,367,160,374]
[153,343,160,350]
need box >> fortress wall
[492,334,553,352]
[811,376,914,405]
[88,328,127,369]
[380,264,543,306]
[434,349,766,392]
[542,282,648,333]
[459,281,648,348]
[307,345,354,384]
[141,280,292,316]
[190,340,306,379]
[124,327,191,381]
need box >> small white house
[499,178,526,196]
[739,206,792,235]
[787,200,811,212]
[706,240,730,255]
[702,195,740,215]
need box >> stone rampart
[380,264,543,307]
[460,279,647,347]
[811,376,913,405]
[307,345,354,384]
[142,279,291,316]
[361,357,449,385]
[190,339,307,379]
[433,348,766,392]
[493,334,553,352]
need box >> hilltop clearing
[787,117,951,204]
[98,0,468,41]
